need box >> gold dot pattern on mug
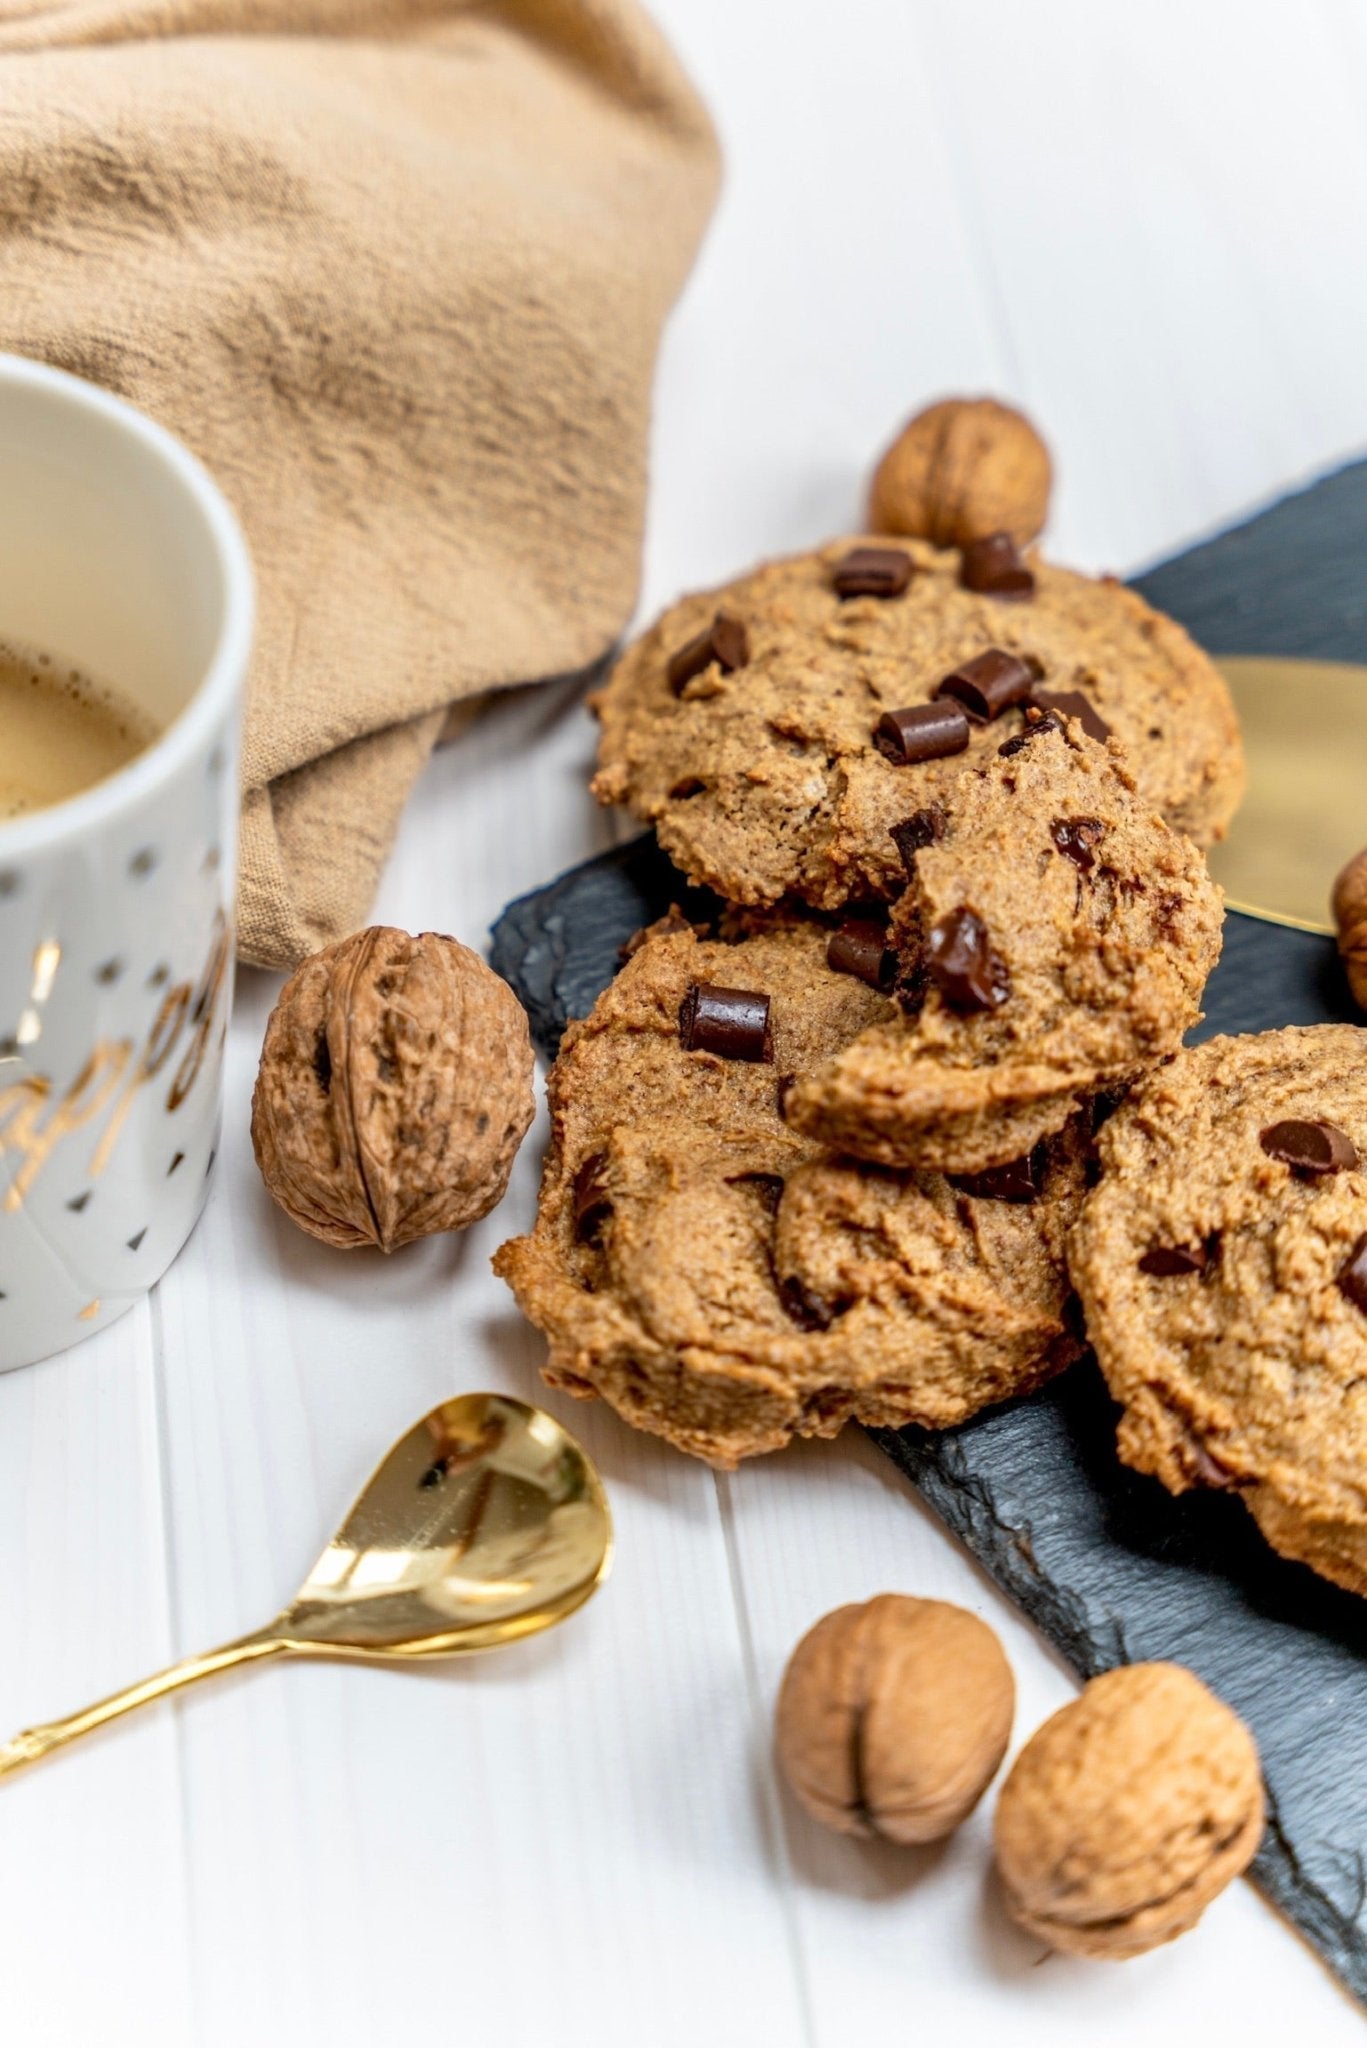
[0,805,230,1354]
[0,839,234,909]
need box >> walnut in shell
[252,926,535,1252]
[868,395,1051,548]
[994,1662,1264,1960]
[775,1594,1014,1845]
[1332,846,1367,1010]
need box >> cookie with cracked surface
[783,724,1223,1173]
[772,1125,1088,1429]
[1071,1025,1367,1597]
[591,537,1243,912]
[494,920,1087,1465]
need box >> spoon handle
[0,1627,287,1781]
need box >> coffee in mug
[0,636,160,820]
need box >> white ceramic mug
[0,356,253,1371]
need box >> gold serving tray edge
[1206,656,1367,934]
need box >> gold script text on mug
[0,915,229,1209]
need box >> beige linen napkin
[0,0,718,967]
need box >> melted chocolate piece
[1139,1242,1208,1277]
[832,546,914,599]
[873,701,971,764]
[572,1155,612,1246]
[727,1171,785,1215]
[678,981,773,1062]
[890,806,945,874]
[778,1274,836,1331]
[926,907,1011,1013]
[826,922,896,991]
[667,611,750,695]
[1051,816,1106,874]
[936,647,1039,721]
[1030,685,1112,743]
[1259,1119,1359,1176]
[998,707,1063,756]
[1337,1232,1367,1314]
[960,531,1035,599]
[951,1143,1047,1204]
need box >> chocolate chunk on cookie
[960,531,1035,599]
[591,538,1243,913]
[936,647,1039,721]
[782,724,1223,1173]
[826,920,897,990]
[666,611,749,695]
[1070,1025,1367,1597]
[494,920,1087,1465]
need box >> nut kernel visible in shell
[251,926,535,1252]
[868,396,1052,548]
[1332,847,1367,1010]
[775,1593,1014,1845]
[994,1662,1264,1960]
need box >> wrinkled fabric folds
[0,0,717,964]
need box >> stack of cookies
[497,418,1367,1598]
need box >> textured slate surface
[1133,457,1367,663]
[489,463,1367,2004]
[490,836,720,1064]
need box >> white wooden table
[4,3,1367,2040]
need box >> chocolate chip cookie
[773,1129,1087,1432]
[782,722,1223,1173]
[591,538,1244,912]
[494,920,1086,1465]
[1070,1025,1367,1596]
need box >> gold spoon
[0,1392,612,1781]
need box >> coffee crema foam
[0,638,160,819]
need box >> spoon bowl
[279,1392,613,1658]
[0,1393,612,1779]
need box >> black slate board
[490,461,1367,2005]
[490,837,721,1064]
[1132,458,1367,664]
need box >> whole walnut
[252,926,534,1252]
[1332,846,1367,1010]
[868,396,1051,548]
[994,1662,1264,1960]
[775,1594,1014,1845]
